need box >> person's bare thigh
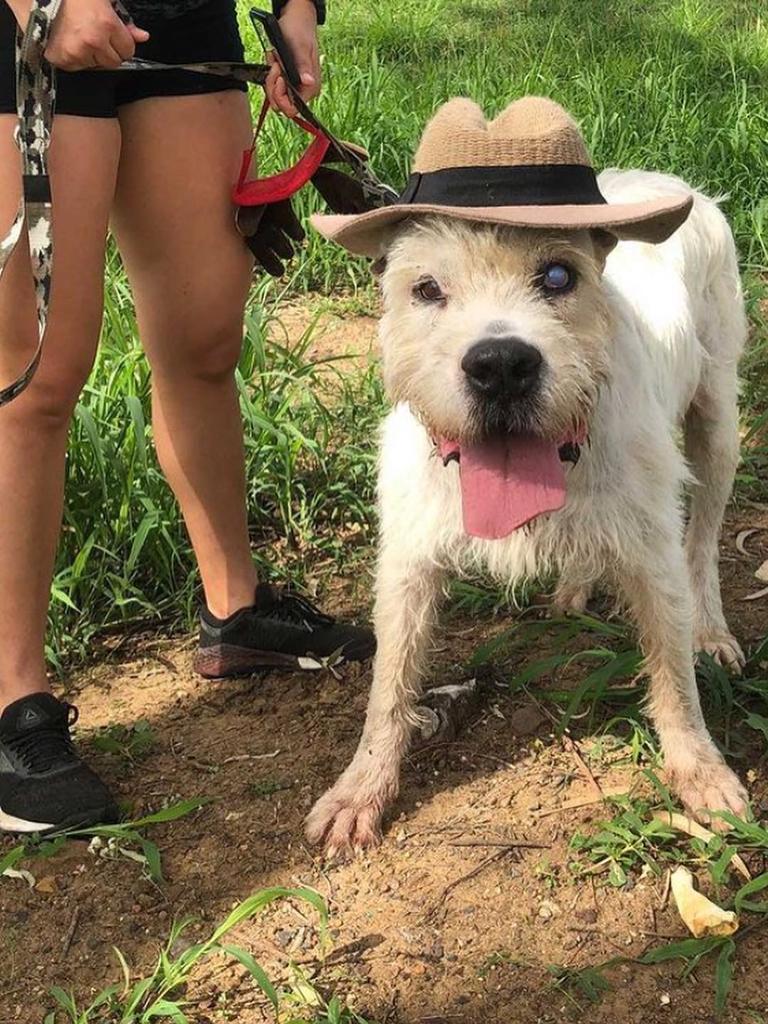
[111,91,253,359]
[0,113,120,402]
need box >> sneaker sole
[0,807,56,833]
[194,644,352,679]
[0,804,120,835]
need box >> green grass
[549,935,741,1016]
[44,886,372,1024]
[91,718,155,765]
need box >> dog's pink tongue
[440,435,566,540]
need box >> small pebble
[538,900,559,920]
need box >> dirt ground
[2,311,768,1024]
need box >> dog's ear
[590,229,618,269]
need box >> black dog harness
[0,1,396,407]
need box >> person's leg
[0,113,120,710]
[112,90,375,675]
[112,91,257,620]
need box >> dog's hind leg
[684,369,744,673]
[620,538,747,827]
[305,547,443,859]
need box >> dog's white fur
[307,170,749,857]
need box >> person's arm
[264,0,321,118]
[5,0,148,69]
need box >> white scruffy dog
[307,170,749,858]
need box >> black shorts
[0,0,247,118]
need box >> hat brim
[310,194,693,257]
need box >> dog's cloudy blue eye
[541,262,574,293]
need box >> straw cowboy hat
[311,96,693,256]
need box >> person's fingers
[128,23,150,43]
[273,75,297,118]
[110,21,137,61]
[101,43,125,68]
[45,46,76,69]
[298,68,320,102]
[264,61,282,111]
[88,37,123,68]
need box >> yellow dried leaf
[671,867,738,938]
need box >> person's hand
[264,0,320,118]
[44,0,149,70]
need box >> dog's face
[377,218,614,443]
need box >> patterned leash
[0,1,396,408]
[0,0,62,406]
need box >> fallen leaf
[671,866,738,938]
[652,811,750,880]
[35,875,57,894]
[2,868,35,888]
[744,586,768,602]
[756,559,768,583]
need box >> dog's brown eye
[414,276,445,303]
[538,261,576,295]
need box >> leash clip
[360,176,399,207]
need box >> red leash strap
[233,99,332,208]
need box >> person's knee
[151,315,244,386]
[8,347,95,429]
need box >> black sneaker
[194,583,377,678]
[0,693,119,834]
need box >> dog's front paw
[694,630,746,675]
[669,759,748,831]
[305,773,394,861]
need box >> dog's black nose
[462,338,543,399]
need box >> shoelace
[266,591,336,631]
[6,703,79,773]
